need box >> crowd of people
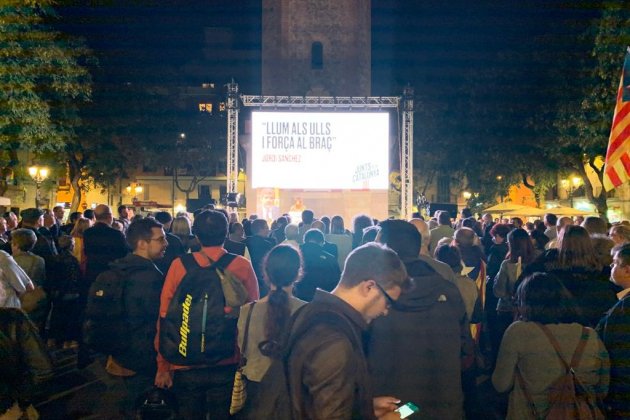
[1,202,630,419]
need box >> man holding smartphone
[286,242,412,419]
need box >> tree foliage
[0,1,92,196]
[554,1,630,217]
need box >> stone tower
[261,0,371,96]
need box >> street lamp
[125,183,143,196]
[28,165,49,208]
[561,176,582,208]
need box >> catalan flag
[603,47,630,191]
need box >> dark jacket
[155,232,185,275]
[523,250,617,327]
[322,241,338,259]
[481,222,495,255]
[83,222,129,286]
[597,294,630,419]
[294,242,341,302]
[246,235,275,296]
[108,254,163,375]
[486,242,508,281]
[47,250,82,342]
[224,238,246,256]
[271,227,286,244]
[0,308,53,412]
[368,258,473,420]
[23,226,58,286]
[60,222,74,236]
[288,290,375,420]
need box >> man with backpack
[286,243,411,419]
[154,210,258,420]
[88,218,167,418]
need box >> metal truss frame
[226,81,239,196]
[226,89,414,218]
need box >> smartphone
[395,402,420,419]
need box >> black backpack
[83,268,131,355]
[159,253,238,365]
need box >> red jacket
[155,246,259,374]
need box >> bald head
[311,220,325,233]
[94,204,114,225]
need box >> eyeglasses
[374,282,396,309]
[150,236,167,243]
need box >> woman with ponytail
[236,244,306,416]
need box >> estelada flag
[603,47,630,191]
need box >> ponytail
[264,287,290,345]
[258,244,303,357]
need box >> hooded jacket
[108,253,163,375]
[368,258,473,420]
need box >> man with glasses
[369,219,474,420]
[287,242,411,419]
[96,218,168,418]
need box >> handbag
[230,301,256,415]
[19,287,47,314]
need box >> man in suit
[153,212,186,275]
[83,204,129,288]
[47,205,65,241]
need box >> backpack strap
[179,253,201,274]
[515,367,542,420]
[240,301,257,363]
[213,252,237,271]
[537,323,589,371]
[179,252,237,275]
[516,325,591,420]
[569,327,590,370]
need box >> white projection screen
[251,112,389,190]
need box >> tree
[162,111,228,201]
[554,1,630,218]
[0,1,92,196]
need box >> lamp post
[561,176,582,208]
[28,165,49,208]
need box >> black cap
[20,208,44,221]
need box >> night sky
[55,0,602,140]
[57,2,598,82]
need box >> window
[437,175,451,203]
[311,42,323,69]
